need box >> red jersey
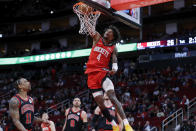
[41,123,51,131]
[85,38,115,74]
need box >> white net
[73,2,101,36]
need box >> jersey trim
[71,108,81,114]
[16,94,29,102]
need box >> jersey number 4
[70,120,75,127]
[97,54,101,61]
[26,113,32,124]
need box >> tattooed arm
[110,46,118,75]
[34,116,44,123]
[9,97,27,131]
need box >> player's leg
[87,72,119,131]
[92,90,119,129]
[102,77,134,131]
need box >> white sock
[123,119,129,125]
[111,120,117,126]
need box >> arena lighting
[50,10,54,14]
[1,36,195,65]
[0,43,137,65]
[0,34,2,38]
[120,40,124,43]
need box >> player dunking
[62,98,88,131]
[85,24,133,131]
[9,78,49,131]
[41,112,56,131]
[91,93,123,131]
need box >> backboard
[79,0,141,29]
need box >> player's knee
[93,92,105,110]
[102,78,114,92]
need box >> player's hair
[40,109,47,113]
[105,25,121,43]
[41,112,48,116]
[73,97,81,101]
[14,78,22,89]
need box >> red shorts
[87,71,108,90]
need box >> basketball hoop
[73,2,101,36]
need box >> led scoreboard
[137,39,175,50]
[178,36,196,45]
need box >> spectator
[127,114,134,123]
[134,121,143,131]
[157,109,165,117]
[54,110,60,116]
[188,120,195,131]
[180,95,189,107]
[144,121,151,131]
[0,123,3,131]
[173,86,180,92]
[181,119,191,131]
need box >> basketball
[78,3,92,15]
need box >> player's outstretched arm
[110,46,118,75]
[84,18,101,47]
[9,97,27,131]
[81,111,88,131]
[62,109,69,131]
[92,32,102,47]
[117,113,123,131]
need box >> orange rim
[73,2,101,15]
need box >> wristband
[112,63,118,72]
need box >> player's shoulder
[65,108,71,114]
[80,110,87,118]
[94,106,101,114]
[9,96,20,107]
[66,108,71,112]
[49,120,55,125]
[10,96,19,102]
[41,122,44,127]
[95,106,100,110]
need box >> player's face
[42,113,49,120]
[73,98,81,107]
[19,78,31,91]
[104,93,110,101]
[104,29,114,42]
